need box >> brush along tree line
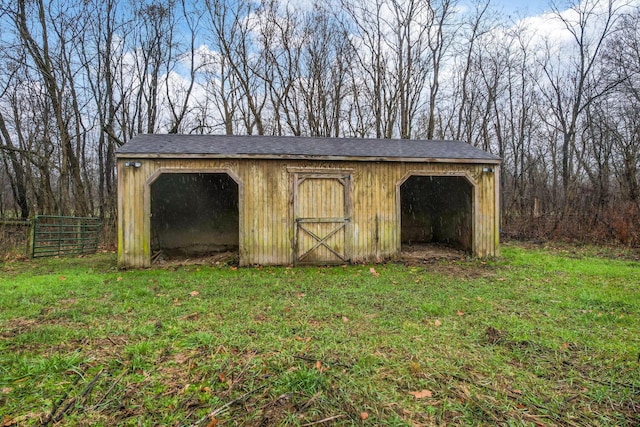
[0,0,639,245]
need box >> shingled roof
[117,134,501,163]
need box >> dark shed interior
[400,175,473,252]
[150,173,239,257]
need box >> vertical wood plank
[117,160,125,266]
[494,165,501,256]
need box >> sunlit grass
[0,242,639,426]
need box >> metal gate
[293,173,351,264]
[31,215,102,258]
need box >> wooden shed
[116,135,501,267]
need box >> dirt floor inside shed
[399,243,468,263]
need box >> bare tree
[204,0,267,135]
[603,8,640,208]
[387,0,433,139]
[253,0,304,136]
[300,5,352,137]
[539,0,621,197]
[0,109,30,218]
[500,26,541,218]
[0,26,31,218]
[452,0,492,141]
[340,0,393,138]
[79,0,131,219]
[424,0,458,140]
[131,0,176,134]
[199,48,241,135]
[13,0,90,215]
[165,0,204,134]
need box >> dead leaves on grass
[1,414,43,427]
[408,389,433,399]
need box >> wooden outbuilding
[116,135,500,267]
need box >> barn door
[293,173,351,264]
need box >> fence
[31,215,102,258]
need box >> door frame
[289,168,353,265]
[144,168,244,265]
[396,171,477,255]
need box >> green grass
[1,242,639,426]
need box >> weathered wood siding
[117,158,499,267]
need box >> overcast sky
[489,0,553,17]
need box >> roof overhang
[116,152,502,165]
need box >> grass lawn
[1,242,639,426]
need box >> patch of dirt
[400,243,468,263]
[398,243,497,278]
[1,310,91,341]
[0,318,39,338]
